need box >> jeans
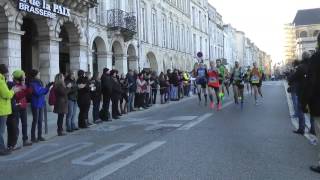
[92,100,101,122]
[31,107,44,139]
[151,89,157,104]
[170,85,178,100]
[57,113,64,133]
[0,116,6,151]
[6,113,17,147]
[292,94,306,131]
[16,108,28,141]
[66,100,77,131]
[291,92,298,117]
[128,92,134,111]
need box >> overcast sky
[208,0,320,64]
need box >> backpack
[48,86,56,106]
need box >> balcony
[106,9,137,42]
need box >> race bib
[251,75,259,82]
[209,77,218,83]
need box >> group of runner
[193,60,264,110]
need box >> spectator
[76,70,91,128]
[150,72,159,104]
[65,71,79,132]
[0,64,16,155]
[110,70,122,119]
[53,73,70,136]
[29,69,52,143]
[100,68,112,121]
[90,72,101,123]
[159,73,168,104]
[127,70,136,112]
[136,73,147,110]
[119,73,128,114]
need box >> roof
[293,8,320,26]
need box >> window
[313,30,319,37]
[127,0,134,12]
[176,24,179,50]
[192,7,196,26]
[300,31,307,38]
[204,15,207,33]
[114,0,121,9]
[199,11,201,30]
[181,25,185,52]
[205,39,207,58]
[193,34,197,55]
[141,3,147,42]
[170,20,174,49]
[200,36,203,53]
[162,15,167,48]
[151,9,157,45]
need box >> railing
[106,9,137,33]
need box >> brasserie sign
[18,0,70,19]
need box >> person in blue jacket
[29,70,53,142]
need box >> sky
[208,0,320,64]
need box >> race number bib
[209,77,218,83]
[251,75,259,83]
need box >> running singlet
[251,68,261,84]
[233,67,242,81]
[217,65,225,81]
[207,69,220,88]
[196,68,207,84]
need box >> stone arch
[91,36,108,75]
[127,44,138,71]
[146,51,158,73]
[299,31,308,38]
[55,16,83,40]
[313,30,319,37]
[0,0,17,30]
[112,40,127,74]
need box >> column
[70,43,88,72]
[114,54,128,75]
[127,55,138,71]
[0,30,24,76]
[38,37,60,83]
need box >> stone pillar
[127,55,138,71]
[97,51,109,74]
[114,54,128,74]
[106,52,113,70]
[69,43,88,72]
[38,37,60,83]
[0,30,24,76]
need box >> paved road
[0,81,318,180]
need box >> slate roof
[293,8,320,26]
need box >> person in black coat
[110,70,122,119]
[100,68,112,121]
[308,34,320,173]
[76,70,91,128]
[127,70,136,112]
[90,72,101,123]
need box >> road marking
[26,142,93,163]
[168,116,198,121]
[72,143,136,166]
[0,143,59,161]
[91,125,126,132]
[178,113,213,130]
[144,123,182,131]
[79,141,166,180]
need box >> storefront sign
[18,0,70,19]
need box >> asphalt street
[0,81,318,180]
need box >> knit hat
[0,64,8,75]
[30,69,39,79]
[12,70,25,79]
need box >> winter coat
[13,82,31,109]
[127,74,136,93]
[53,84,70,114]
[76,77,91,106]
[30,79,49,109]
[136,78,147,94]
[0,74,14,116]
[101,74,113,97]
[308,51,320,117]
[90,79,102,103]
[111,77,122,99]
[65,78,77,101]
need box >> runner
[250,62,263,105]
[245,66,252,95]
[257,66,264,98]
[207,61,221,110]
[231,61,245,109]
[216,59,226,101]
[224,68,231,96]
[195,62,208,105]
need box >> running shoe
[217,102,222,111]
[210,102,215,109]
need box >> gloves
[46,82,54,88]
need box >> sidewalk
[3,93,196,148]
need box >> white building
[190,0,209,65]
[223,24,237,69]
[235,31,245,66]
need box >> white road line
[91,125,126,132]
[26,142,92,163]
[178,113,213,130]
[144,124,182,131]
[168,116,198,121]
[79,141,166,180]
[72,143,136,166]
[0,143,59,161]
[41,143,93,163]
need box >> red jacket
[14,83,31,109]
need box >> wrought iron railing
[106,9,137,33]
